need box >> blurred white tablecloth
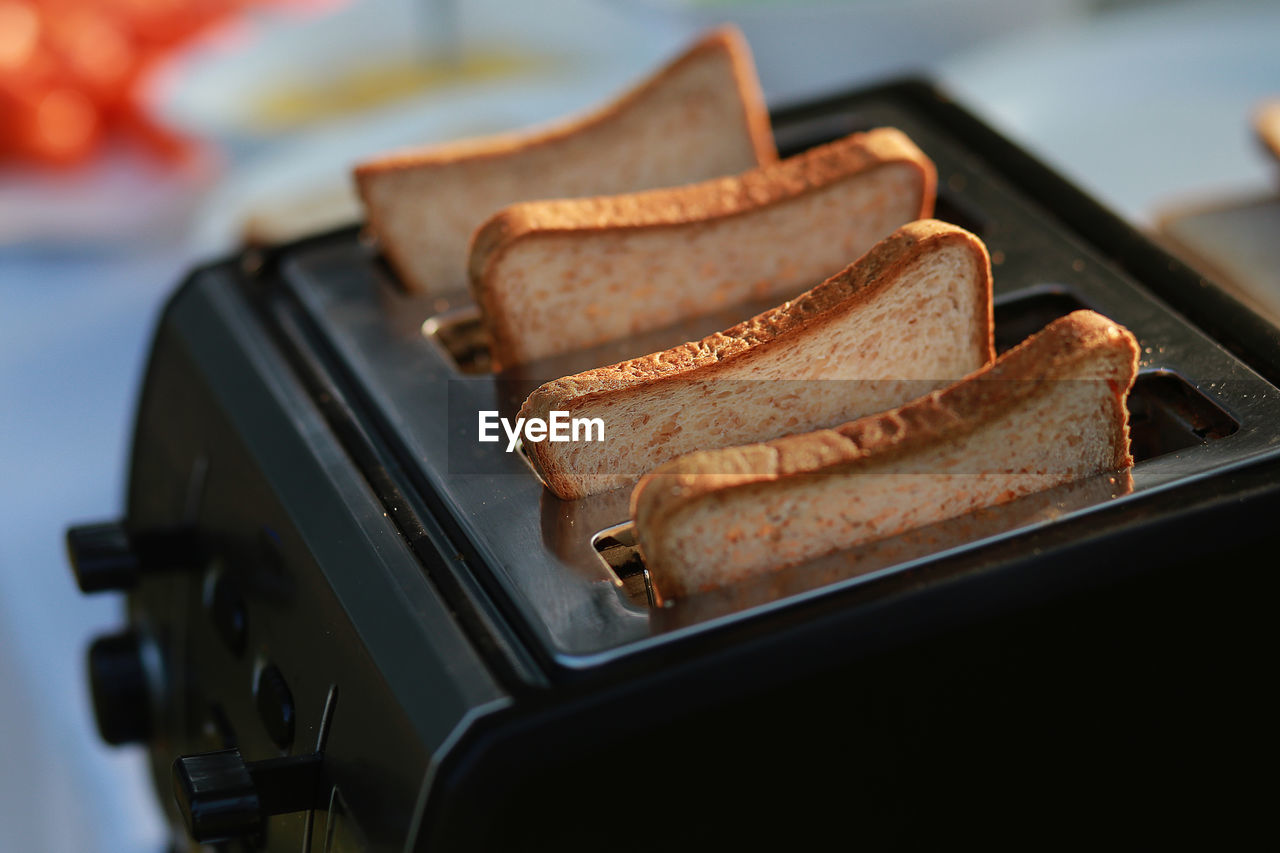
[0,248,184,852]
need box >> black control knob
[67,522,139,592]
[87,631,153,745]
[173,749,323,844]
[66,521,198,592]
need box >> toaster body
[72,81,1280,851]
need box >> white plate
[150,0,685,141]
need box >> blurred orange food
[0,0,333,167]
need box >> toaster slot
[934,184,989,238]
[591,524,654,608]
[992,286,1239,461]
[422,305,491,374]
[992,288,1092,354]
[772,110,876,158]
[1128,371,1239,462]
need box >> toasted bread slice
[354,26,775,294]
[631,310,1139,600]
[522,220,994,499]
[471,127,935,367]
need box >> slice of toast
[631,310,1140,600]
[354,26,775,295]
[521,220,994,499]
[471,127,935,367]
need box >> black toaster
[67,80,1277,851]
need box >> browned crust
[520,219,993,497]
[471,128,931,250]
[523,219,987,407]
[354,25,772,296]
[631,309,1139,536]
[354,26,773,176]
[469,127,935,365]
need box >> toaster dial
[87,629,158,746]
[67,520,200,592]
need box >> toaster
[67,80,1278,851]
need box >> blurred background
[1,0,1277,849]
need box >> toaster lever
[172,748,324,844]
